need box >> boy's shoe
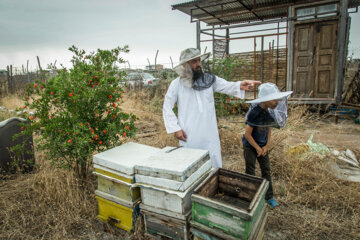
[266,198,279,209]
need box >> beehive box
[96,195,140,232]
[93,142,160,203]
[142,209,191,240]
[139,166,211,216]
[135,146,211,191]
[191,210,267,240]
[191,168,268,240]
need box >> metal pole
[261,36,264,82]
[212,26,215,61]
[201,18,289,32]
[254,37,257,99]
[285,16,288,90]
[196,20,201,50]
[226,28,230,55]
[276,22,279,86]
[200,32,287,42]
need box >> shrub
[210,55,248,116]
[16,46,137,179]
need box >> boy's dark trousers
[243,145,273,200]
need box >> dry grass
[264,105,360,239]
[0,94,24,110]
[1,92,360,239]
[0,152,95,240]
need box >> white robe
[162,76,245,169]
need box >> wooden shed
[172,0,360,104]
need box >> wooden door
[292,20,338,99]
[313,21,337,98]
[292,23,315,98]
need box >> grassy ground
[1,91,360,240]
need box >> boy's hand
[261,145,269,156]
[256,147,263,157]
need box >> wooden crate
[191,168,268,240]
[191,210,267,240]
[96,195,139,232]
[141,209,191,240]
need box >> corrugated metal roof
[172,0,360,25]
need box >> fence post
[7,65,14,94]
[27,60,31,84]
[37,56,43,83]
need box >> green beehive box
[191,168,268,240]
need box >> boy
[242,83,292,209]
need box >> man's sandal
[266,198,279,209]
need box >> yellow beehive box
[96,195,140,232]
[94,166,140,203]
[93,142,160,203]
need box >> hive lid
[135,146,210,182]
[93,142,160,175]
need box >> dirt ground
[1,92,360,240]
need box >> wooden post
[335,0,349,104]
[37,56,43,83]
[27,60,30,84]
[8,65,13,94]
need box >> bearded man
[163,48,260,168]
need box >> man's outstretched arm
[213,77,261,98]
[240,80,262,91]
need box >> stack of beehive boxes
[134,146,212,240]
[93,142,160,232]
[190,168,269,240]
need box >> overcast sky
[1,0,359,72]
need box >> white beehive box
[135,146,212,191]
[93,142,160,203]
[139,168,211,219]
[93,142,160,177]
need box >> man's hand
[240,80,262,91]
[261,145,269,156]
[175,130,187,142]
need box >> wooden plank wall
[230,48,287,90]
[0,71,42,97]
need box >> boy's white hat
[246,83,293,103]
[173,48,210,71]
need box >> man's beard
[192,67,204,81]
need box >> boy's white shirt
[163,76,244,169]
